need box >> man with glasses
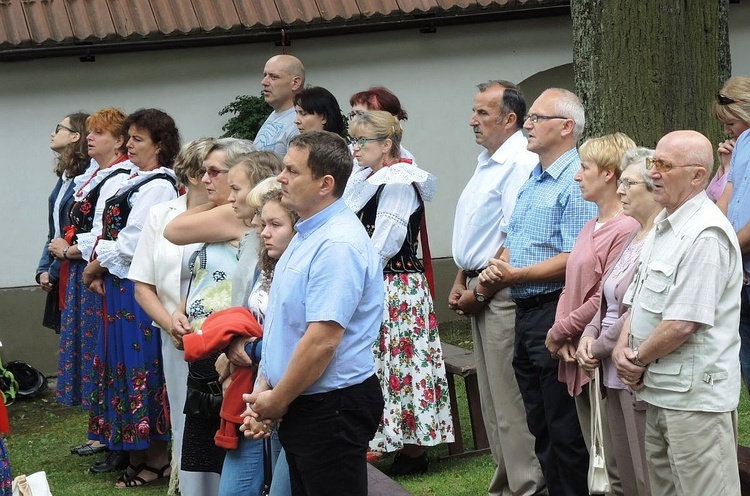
[612,130,742,495]
[449,80,545,496]
[479,88,596,495]
[254,54,305,157]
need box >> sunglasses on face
[55,124,77,134]
[199,167,229,178]
[645,157,701,173]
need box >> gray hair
[546,88,585,140]
[621,147,655,191]
[210,137,256,163]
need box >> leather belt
[513,289,562,311]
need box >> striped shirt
[504,147,597,299]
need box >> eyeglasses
[645,157,701,173]
[716,92,746,106]
[524,114,569,123]
[55,124,77,134]
[349,137,385,148]
[199,167,230,178]
[616,179,646,190]
[349,110,365,120]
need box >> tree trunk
[572,0,730,148]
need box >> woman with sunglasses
[82,108,181,488]
[37,112,90,332]
[576,148,661,496]
[343,110,452,475]
[712,79,750,202]
[48,108,134,462]
[715,76,750,394]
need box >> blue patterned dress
[88,173,176,450]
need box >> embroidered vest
[68,168,130,241]
[103,173,177,241]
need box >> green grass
[6,317,749,495]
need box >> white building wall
[2,4,750,288]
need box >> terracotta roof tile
[106,0,159,38]
[0,0,569,57]
[233,0,281,28]
[21,0,74,44]
[191,0,240,32]
[64,0,116,42]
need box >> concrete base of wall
[0,286,61,376]
[0,258,464,377]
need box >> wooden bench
[440,342,491,460]
[368,463,412,495]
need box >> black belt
[187,374,223,395]
[513,289,562,311]
[464,268,486,278]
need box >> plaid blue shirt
[504,148,597,299]
[727,128,750,280]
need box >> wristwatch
[473,287,490,303]
[630,348,648,368]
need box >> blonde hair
[348,110,403,159]
[246,176,281,210]
[227,151,280,191]
[713,76,750,126]
[578,132,636,178]
[173,137,216,186]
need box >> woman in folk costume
[83,109,181,488]
[343,111,452,475]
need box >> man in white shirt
[448,80,545,496]
[254,55,305,157]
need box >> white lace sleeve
[371,183,419,266]
[97,179,177,278]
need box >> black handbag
[183,368,223,420]
[41,285,61,333]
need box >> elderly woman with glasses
[543,133,639,494]
[576,147,662,496]
[715,76,750,395]
[343,110,452,476]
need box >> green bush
[219,93,272,140]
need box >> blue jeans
[218,432,282,496]
[739,286,750,390]
[269,447,291,496]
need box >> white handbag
[587,368,611,494]
[12,471,52,496]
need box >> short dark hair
[123,108,181,168]
[288,131,352,198]
[349,86,408,121]
[477,80,526,130]
[294,86,346,136]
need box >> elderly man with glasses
[479,88,596,495]
[612,130,742,495]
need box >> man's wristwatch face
[473,287,487,303]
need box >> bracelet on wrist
[62,246,70,260]
[630,347,648,368]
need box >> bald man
[613,130,742,495]
[254,54,305,157]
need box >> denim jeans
[269,447,291,496]
[218,431,282,496]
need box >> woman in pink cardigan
[576,148,661,496]
[544,133,639,493]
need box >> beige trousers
[644,406,740,496]
[469,282,546,496]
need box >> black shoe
[388,451,428,476]
[90,450,129,473]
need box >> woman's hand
[38,272,54,292]
[170,310,192,350]
[576,336,600,372]
[48,238,70,260]
[82,260,106,294]
[717,138,736,169]
[557,341,577,363]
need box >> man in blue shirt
[246,131,384,495]
[479,88,596,495]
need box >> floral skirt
[369,272,454,452]
[0,437,9,496]
[57,259,101,408]
[88,275,170,450]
